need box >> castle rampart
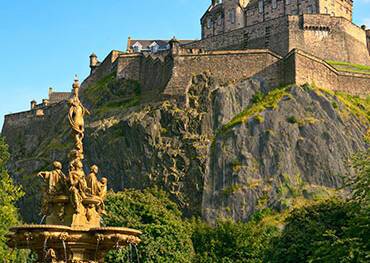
[285,49,370,95]
[164,49,282,97]
[113,44,369,99]
[2,101,67,133]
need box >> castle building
[191,0,370,65]
[202,0,353,38]
[126,38,193,53]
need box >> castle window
[217,14,223,25]
[229,9,236,24]
[325,7,328,14]
[132,42,142,53]
[307,6,313,13]
[149,42,159,53]
[207,17,212,28]
[258,0,263,13]
[272,0,277,9]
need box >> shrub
[103,187,194,263]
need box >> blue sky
[0,0,369,128]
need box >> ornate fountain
[7,79,141,262]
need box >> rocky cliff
[2,73,369,223]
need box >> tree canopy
[0,137,25,261]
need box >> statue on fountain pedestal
[38,161,66,195]
[8,77,141,263]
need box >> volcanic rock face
[2,75,368,223]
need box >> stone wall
[164,49,283,97]
[2,101,66,134]
[186,14,370,66]
[366,30,370,55]
[290,14,370,65]
[287,49,370,95]
[116,51,173,93]
[187,15,290,56]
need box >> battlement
[2,100,67,132]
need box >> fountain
[6,78,141,262]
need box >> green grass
[222,184,242,198]
[218,86,292,135]
[326,60,370,75]
[83,72,142,115]
[83,73,116,105]
[318,88,370,124]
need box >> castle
[188,0,370,66]
[3,0,370,125]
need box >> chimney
[127,36,132,52]
[169,36,180,56]
[48,87,53,99]
[31,100,37,110]
[89,53,99,73]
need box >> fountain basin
[7,224,142,262]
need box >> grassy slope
[326,60,370,75]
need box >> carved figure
[68,79,90,155]
[86,165,100,196]
[69,160,88,213]
[44,248,58,263]
[99,177,107,200]
[38,161,66,195]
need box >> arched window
[258,0,263,14]
[207,17,212,29]
[217,14,223,26]
[229,9,236,24]
[272,0,277,9]
[325,7,328,14]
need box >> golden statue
[36,77,108,228]
[86,165,100,196]
[68,78,90,155]
[38,161,66,195]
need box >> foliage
[191,216,280,263]
[309,149,370,262]
[0,137,27,262]
[267,149,370,263]
[103,188,194,263]
[266,199,353,262]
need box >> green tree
[309,149,370,262]
[0,137,25,261]
[191,213,280,263]
[266,199,353,262]
[103,187,194,263]
[267,149,370,263]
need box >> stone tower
[222,0,249,32]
